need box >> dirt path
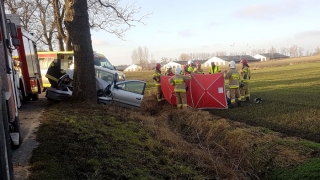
[12,93,47,180]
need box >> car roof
[118,80,146,83]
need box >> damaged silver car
[45,65,146,108]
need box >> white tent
[253,54,267,61]
[124,64,142,72]
[162,62,182,69]
[203,57,226,67]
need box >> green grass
[209,62,320,142]
[272,158,320,180]
[29,105,205,180]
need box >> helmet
[155,63,161,70]
[187,60,193,65]
[229,61,236,68]
[254,97,263,103]
[175,66,182,74]
[241,59,248,64]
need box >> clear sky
[91,0,320,65]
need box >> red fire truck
[1,2,23,179]
[6,14,42,102]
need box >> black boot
[228,104,235,108]
[246,97,250,102]
[237,101,241,107]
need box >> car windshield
[94,57,115,70]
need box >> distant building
[114,65,127,71]
[204,55,260,67]
[124,64,142,72]
[204,57,226,67]
[162,62,182,70]
[254,53,289,61]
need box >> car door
[112,80,146,108]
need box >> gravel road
[12,93,47,180]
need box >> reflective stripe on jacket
[168,74,191,92]
[225,69,240,88]
[241,66,251,82]
[46,61,64,82]
[45,74,58,82]
[153,69,161,85]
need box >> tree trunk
[57,35,65,51]
[64,0,96,104]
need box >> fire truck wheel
[0,112,14,179]
[10,116,23,149]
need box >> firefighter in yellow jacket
[169,67,191,108]
[240,59,251,101]
[187,60,194,74]
[224,61,241,107]
[209,62,221,74]
[153,63,164,102]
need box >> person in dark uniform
[45,59,65,89]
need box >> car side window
[118,81,145,95]
[96,69,114,84]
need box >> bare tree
[148,54,156,70]
[35,0,57,51]
[290,45,299,57]
[281,47,287,55]
[5,0,150,51]
[215,51,226,56]
[314,46,320,55]
[53,0,68,50]
[5,0,38,31]
[131,46,149,70]
[179,53,190,61]
[298,47,304,57]
[5,0,57,50]
[160,57,168,64]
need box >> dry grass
[102,90,319,179]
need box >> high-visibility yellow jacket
[241,66,251,82]
[168,74,191,92]
[187,66,194,73]
[209,65,221,74]
[225,68,240,88]
[153,69,161,86]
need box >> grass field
[210,61,320,142]
[29,56,320,179]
